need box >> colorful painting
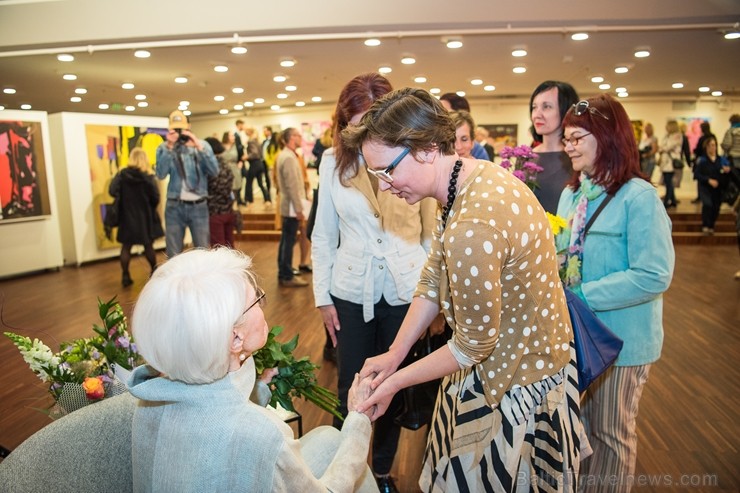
[482,124,518,157]
[0,120,52,222]
[85,124,167,248]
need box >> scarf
[558,173,605,288]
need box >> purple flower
[522,161,544,173]
[91,349,100,360]
[130,343,138,354]
[116,336,130,349]
[512,169,526,181]
[500,159,512,169]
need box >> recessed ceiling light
[484,85,496,92]
[470,78,483,86]
[511,49,527,57]
[378,66,392,74]
[219,109,229,115]
[135,94,146,100]
[599,83,611,90]
[232,87,244,94]
[311,96,322,102]
[615,87,627,92]
[0,105,5,111]
[98,103,109,110]
[724,31,740,40]
[138,101,148,108]
[445,38,463,49]
[634,49,650,58]
[571,32,589,41]
[280,58,296,68]
[134,50,151,58]
[63,74,78,81]
[512,66,527,74]
[254,97,265,104]
[20,104,32,110]
[244,101,255,107]
[214,95,225,102]
[711,90,723,96]
[672,82,684,89]
[273,75,287,83]
[698,86,711,93]
[179,100,190,106]
[415,76,427,83]
[285,85,297,92]
[121,82,134,89]
[401,56,416,65]
[614,66,629,74]
[231,46,248,55]
[271,105,281,111]
[233,104,244,110]
[125,105,135,112]
[75,88,88,95]
[4,88,17,94]
[617,92,629,98]
[183,110,191,116]
[591,76,604,83]
[364,38,381,47]
[70,96,81,103]
[178,104,188,111]
[456,91,466,97]
[174,76,188,84]
[430,88,441,94]
[214,65,228,73]
[57,54,74,62]
[295,101,306,107]
[277,93,288,99]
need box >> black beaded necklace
[441,159,463,228]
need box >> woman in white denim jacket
[311,73,436,491]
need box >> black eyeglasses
[365,147,410,184]
[572,100,609,120]
[561,132,593,147]
[242,287,266,316]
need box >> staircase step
[667,211,734,222]
[235,230,281,241]
[671,232,736,245]
[671,221,736,233]
[242,220,278,231]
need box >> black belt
[168,197,206,204]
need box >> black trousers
[331,295,408,475]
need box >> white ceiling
[0,0,738,119]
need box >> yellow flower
[82,376,105,400]
[547,212,568,235]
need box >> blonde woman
[108,147,163,287]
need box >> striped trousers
[579,365,651,493]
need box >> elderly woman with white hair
[128,248,378,493]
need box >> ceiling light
[273,75,287,82]
[512,66,527,74]
[20,104,32,110]
[4,88,17,94]
[591,76,604,83]
[430,88,441,94]
[63,74,78,81]
[445,38,463,49]
[232,87,244,94]
[277,93,288,99]
[571,32,589,41]
[401,56,416,65]
[617,92,629,98]
[174,76,188,83]
[0,105,4,111]
[271,105,281,111]
[244,101,254,107]
[138,101,148,108]
[634,49,650,58]
[599,83,611,90]
[484,85,496,92]
[121,82,134,89]
[311,96,322,102]
[724,30,740,40]
[183,110,191,116]
[134,50,151,58]
[134,94,146,100]
[415,76,427,83]
[295,101,306,107]
[711,90,723,96]
[178,104,188,111]
[98,103,109,110]
[75,88,87,94]
[233,104,244,110]
[280,58,296,68]
[285,85,297,92]
[698,86,711,93]
[672,82,684,89]
[57,53,74,62]
[615,87,627,93]
[614,66,629,74]
[364,38,381,47]
[125,105,135,112]
[214,65,228,73]
[70,96,81,103]
[219,109,229,115]
[511,49,527,57]
[231,46,248,54]
[254,97,265,104]
[214,95,225,102]
[456,91,466,97]
[378,66,392,74]
[470,78,483,86]
[179,100,190,106]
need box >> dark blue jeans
[278,216,299,280]
[662,171,676,206]
[331,295,408,475]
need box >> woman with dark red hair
[556,94,675,491]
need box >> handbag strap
[583,194,614,235]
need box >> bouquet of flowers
[4,296,143,416]
[499,144,543,190]
[254,326,342,420]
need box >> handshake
[347,372,377,420]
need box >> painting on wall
[85,124,167,248]
[482,123,518,157]
[0,120,52,222]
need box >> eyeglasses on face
[572,100,609,120]
[365,147,410,184]
[561,132,593,147]
[242,287,266,316]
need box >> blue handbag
[564,288,623,392]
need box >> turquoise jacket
[557,178,675,366]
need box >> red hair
[562,93,646,194]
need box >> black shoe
[323,346,337,363]
[691,198,701,204]
[375,475,399,493]
[122,273,133,287]
[298,264,313,273]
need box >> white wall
[0,110,64,278]
[48,112,168,266]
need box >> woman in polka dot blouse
[344,87,585,492]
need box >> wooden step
[671,232,737,245]
[671,221,736,233]
[235,230,281,241]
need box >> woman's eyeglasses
[561,132,592,147]
[572,100,609,120]
[365,147,410,184]
[242,287,266,316]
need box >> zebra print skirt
[419,347,584,492]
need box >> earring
[239,353,247,362]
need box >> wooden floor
[1,240,738,492]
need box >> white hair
[132,248,256,384]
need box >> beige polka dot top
[416,162,572,406]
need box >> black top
[109,168,163,245]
